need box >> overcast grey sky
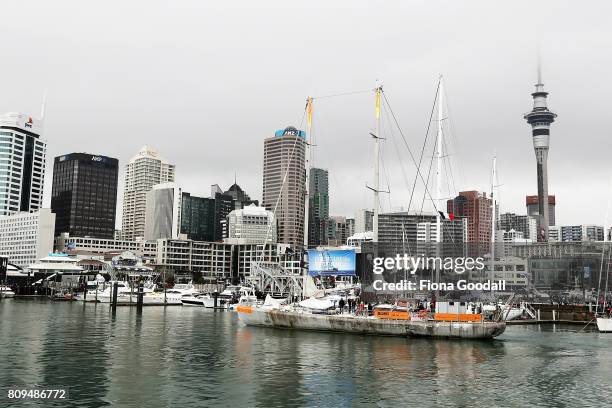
[2,1,611,228]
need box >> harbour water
[1,300,611,407]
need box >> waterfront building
[524,70,557,241]
[526,195,556,228]
[151,239,299,285]
[51,153,119,239]
[308,168,329,247]
[262,126,306,248]
[0,209,55,268]
[121,146,175,241]
[54,233,157,264]
[447,191,493,256]
[475,256,529,289]
[144,182,182,240]
[56,233,145,254]
[498,212,538,241]
[513,241,608,291]
[0,112,47,216]
[225,204,276,244]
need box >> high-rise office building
[524,71,557,241]
[121,146,175,241]
[179,183,258,243]
[180,192,216,242]
[144,183,182,240]
[447,191,492,255]
[51,153,119,239]
[526,195,556,227]
[0,112,47,216]
[262,126,306,247]
[308,168,329,247]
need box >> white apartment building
[0,209,55,268]
[225,204,276,244]
[0,112,47,216]
[121,146,175,241]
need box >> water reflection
[1,301,611,408]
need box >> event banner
[307,249,356,276]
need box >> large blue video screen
[308,249,356,276]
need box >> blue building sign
[308,249,356,276]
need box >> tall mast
[490,155,497,285]
[373,86,382,243]
[435,76,444,247]
[304,97,313,248]
[434,77,445,291]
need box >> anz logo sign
[91,156,104,162]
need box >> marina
[1,300,611,407]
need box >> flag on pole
[438,211,455,221]
[307,97,313,129]
[375,88,380,119]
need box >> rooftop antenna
[40,90,47,121]
[536,47,544,91]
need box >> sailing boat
[237,83,506,339]
[596,177,611,332]
[595,243,611,332]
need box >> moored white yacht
[181,294,216,307]
[597,316,612,332]
[0,285,15,298]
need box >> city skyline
[1,1,612,227]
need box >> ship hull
[597,317,612,333]
[238,308,505,339]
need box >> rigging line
[377,112,391,212]
[382,91,456,244]
[603,242,611,312]
[419,134,437,216]
[444,91,466,190]
[382,92,437,206]
[312,89,373,100]
[445,137,459,197]
[385,100,412,209]
[405,78,441,216]
[379,143,393,212]
[441,133,456,197]
[384,110,415,253]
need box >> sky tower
[524,68,557,241]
